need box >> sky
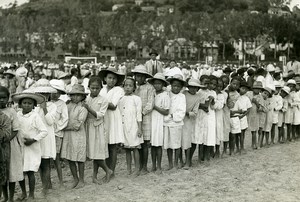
[0,0,299,9]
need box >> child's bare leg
[198,144,204,163]
[167,149,173,170]
[69,161,79,188]
[278,127,282,143]
[18,180,27,200]
[179,149,184,167]
[157,146,162,173]
[125,149,132,175]
[265,131,270,145]
[174,148,180,168]
[133,149,140,176]
[54,153,63,186]
[240,130,245,152]
[92,161,100,184]
[215,145,220,158]
[76,162,85,189]
[141,141,150,174]
[98,160,113,183]
[229,133,235,155]
[222,141,228,156]
[2,182,8,202]
[27,171,35,199]
[296,125,300,139]
[40,158,50,196]
[260,132,265,148]
[8,182,16,201]
[251,131,256,149]
[235,134,241,154]
[190,143,196,164]
[292,125,296,141]
[151,147,157,172]
[107,144,117,176]
[185,148,191,167]
[271,124,276,144]
[287,124,291,141]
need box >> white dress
[35,102,57,159]
[17,111,47,172]
[119,95,143,148]
[214,93,226,145]
[99,86,125,144]
[151,91,170,147]
[204,90,217,146]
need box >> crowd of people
[0,52,300,202]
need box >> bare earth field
[8,132,300,202]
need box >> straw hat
[16,66,28,77]
[3,69,15,76]
[32,79,58,94]
[131,65,153,78]
[252,81,263,89]
[287,79,296,86]
[275,67,282,73]
[148,73,169,87]
[57,71,70,79]
[274,81,282,88]
[167,74,187,86]
[295,77,300,84]
[49,79,66,94]
[263,87,272,95]
[12,89,45,104]
[187,78,203,88]
[266,64,275,72]
[68,84,88,95]
[98,67,125,86]
[281,86,290,94]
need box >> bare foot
[26,196,35,202]
[156,169,162,175]
[183,165,189,170]
[151,167,157,172]
[140,169,149,175]
[166,165,173,171]
[16,193,27,201]
[103,170,113,183]
[127,170,132,176]
[132,170,140,177]
[71,179,79,189]
[75,181,85,189]
[92,178,103,185]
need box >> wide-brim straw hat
[67,84,88,95]
[57,71,70,79]
[267,64,275,72]
[252,81,263,89]
[281,86,291,94]
[49,79,66,94]
[287,79,296,86]
[187,78,203,88]
[31,79,58,94]
[263,87,272,95]
[148,73,169,87]
[16,66,28,77]
[3,69,15,76]
[167,74,187,86]
[12,89,45,104]
[274,81,282,88]
[99,67,125,86]
[132,65,153,78]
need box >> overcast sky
[0,0,299,9]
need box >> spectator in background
[145,51,163,76]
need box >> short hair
[231,76,241,83]
[209,75,218,83]
[123,77,136,90]
[0,86,10,98]
[200,75,209,82]
[70,68,78,76]
[88,76,102,88]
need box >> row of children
[0,64,298,201]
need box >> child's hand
[137,128,143,138]
[189,112,196,118]
[24,138,36,146]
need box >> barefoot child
[164,74,186,169]
[182,78,201,167]
[83,77,113,184]
[260,87,273,147]
[132,65,155,174]
[285,79,296,141]
[99,67,125,176]
[119,78,143,176]
[271,82,283,144]
[12,90,47,200]
[61,84,88,188]
[278,86,290,143]
[149,73,170,173]
[0,87,26,202]
[50,79,69,187]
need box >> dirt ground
[7,131,300,202]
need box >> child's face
[135,73,146,85]
[89,82,101,97]
[34,74,40,81]
[216,80,224,92]
[280,90,288,98]
[230,79,240,91]
[171,80,183,94]
[253,88,260,95]
[208,80,217,91]
[70,94,84,104]
[188,86,199,95]
[105,73,118,88]
[239,86,248,95]
[28,72,34,78]
[274,87,281,95]
[201,78,209,89]
[0,91,9,108]
[21,98,35,114]
[153,80,164,92]
[261,91,269,99]
[51,92,60,101]
[287,84,295,91]
[124,79,135,95]
[296,84,300,91]
[222,77,229,86]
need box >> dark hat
[223,67,232,73]
[149,50,158,56]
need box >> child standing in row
[164,74,186,169]
[149,73,170,174]
[61,84,88,189]
[132,65,155,174]
[278,86,290,143]
[83,77,112,184]
[271,82,283,144]
[119,78,143,176]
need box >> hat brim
[167,78,187,86]
[132,70,153,78]
[252,86,263,89]
[148,78,169,87]
[187,82,203,88]
[33,87,58,94]
[12,92,45,104]
[99,70,125,86]
[149,52,158,56]
[282,89,290,94]
[3,72,15,76]
[67,91,88,95]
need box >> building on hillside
[292,6,300,18]
[141,6,156,12]
[268,7,292,17]
[202,41,219,61]
[112,4,125,11]
[164,38,197,59]
[135,0,143,6]
[157,5,174,16]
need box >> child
[278,86,290,143]
[221,79,230,156]
[0,87,26,202]
[291,79,300,141]
[248,81,264,149]
[70,68,79,87]
[231,81,252,154]
[271,82,283,144]
[61,84,88,189]
[261,87,273,147]
[25,71,35,89]
[148,73,170,173]
[32,79,58,195]
[99,67,125,176]
[182,78,201,167]
[285,79,296,141]
[132,65,155,174]
[0,69,8,87]
[119,78,143,176]
[82,77,113,184]
[12,90,47,200]
[4,70,17,102]
[49,79,69,187]
[164,74,186,169]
